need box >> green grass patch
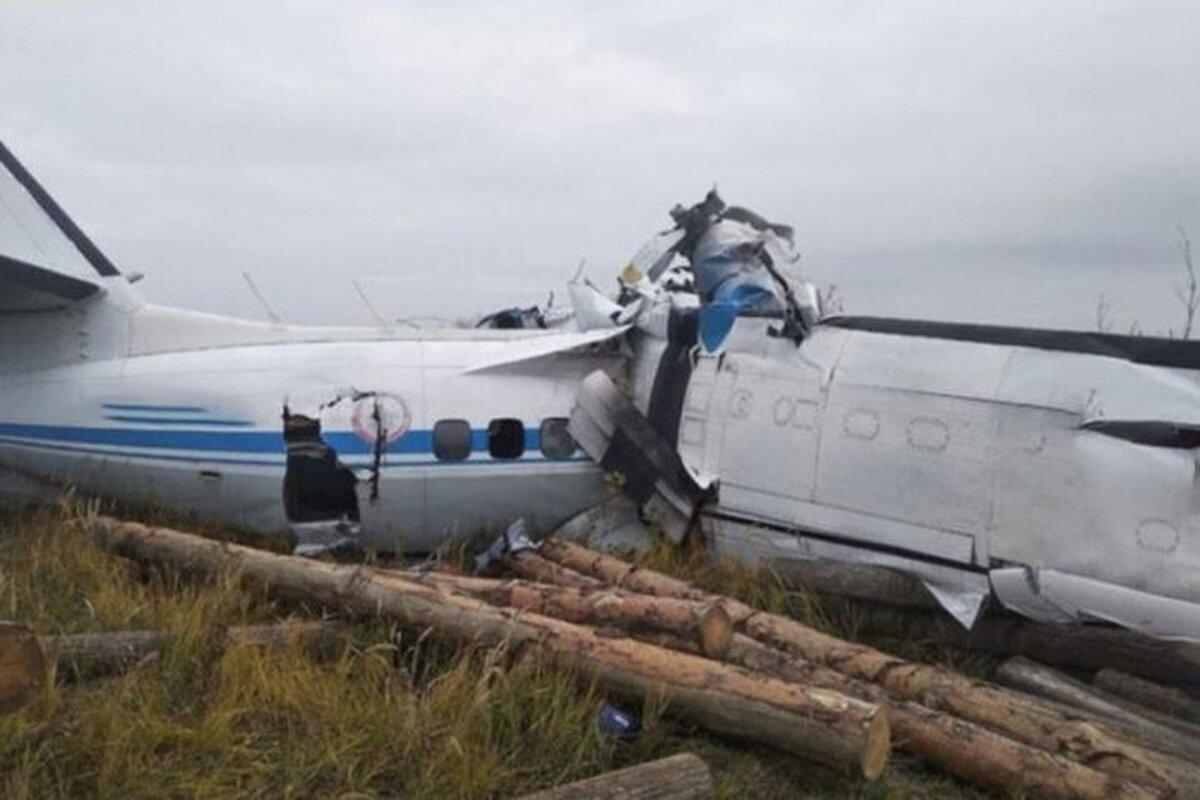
[1,501,987,798]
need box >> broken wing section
[569,370,711,542]
[462,327,629,374]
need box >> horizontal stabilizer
[0,139,119,312]
[0,253,101,311]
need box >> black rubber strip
[823,315,1200,369]
[702,508,988,573]
[646,307,699,447]
[0,139,121,277]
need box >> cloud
[0,1,1197,329]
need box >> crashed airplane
[0,141,1197,644]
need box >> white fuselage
[0,292,616,551]
[628,315,1200,639]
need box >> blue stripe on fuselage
[103,415,254,427]
[0,435,588,468]
[0,422,549,458]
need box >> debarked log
[88,516,891,780]
[766,557,939,610]
[535,538,1180,797]
[503,548,603,589]
[849,604,1200,690]
[539,539,1200,691]
[47,620,349,680]
[995,657,1200,766]
[515,752,713,800]
[635,629,1163,800]
[1095,668,1200,727]
[399,570,733,657]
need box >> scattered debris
[569,371,711,544]
[474,517,537,573]
[552,494,654,554]
[596,701,641,742]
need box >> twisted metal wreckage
[0,137,1196,644]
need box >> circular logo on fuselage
[351,393,412,447]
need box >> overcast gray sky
[2,1,1198,331]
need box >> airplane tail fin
[0,140,140,367]
[0,139,132,308]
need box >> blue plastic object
[698,281,776,353]
[597,701,641,741]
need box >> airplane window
[540,418,575,459]
[433,419,472,461]
[488,418,525,459]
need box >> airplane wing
[462,326,629,373]
[0,140,116,312]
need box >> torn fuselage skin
[283,389,413,555]
[590,191,1200,642]
[282,404,363,555]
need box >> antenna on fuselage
[241,271,282,324]
[351,278,390,329]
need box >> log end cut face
[861,708,891,782]
[0,622,46,713]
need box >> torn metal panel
[704,513,991,623]
[921,580,988,629]
[475,517,538,571]
[553,494,654,553]
[990,567,1200,642]
[643,190,814,354]
[568,279,627,331]
[628,228,684,283]
[569,370,710,543]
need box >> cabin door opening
[282,409,361,554]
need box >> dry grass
[0,501,987,799]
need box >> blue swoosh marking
[102,404,209,413]
[104,415,254,427]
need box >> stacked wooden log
[0,619,350,703]
[505,540,1196,800]
[766,556,1200,688]
[514,753,713,800]
[52,516,1200,799]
